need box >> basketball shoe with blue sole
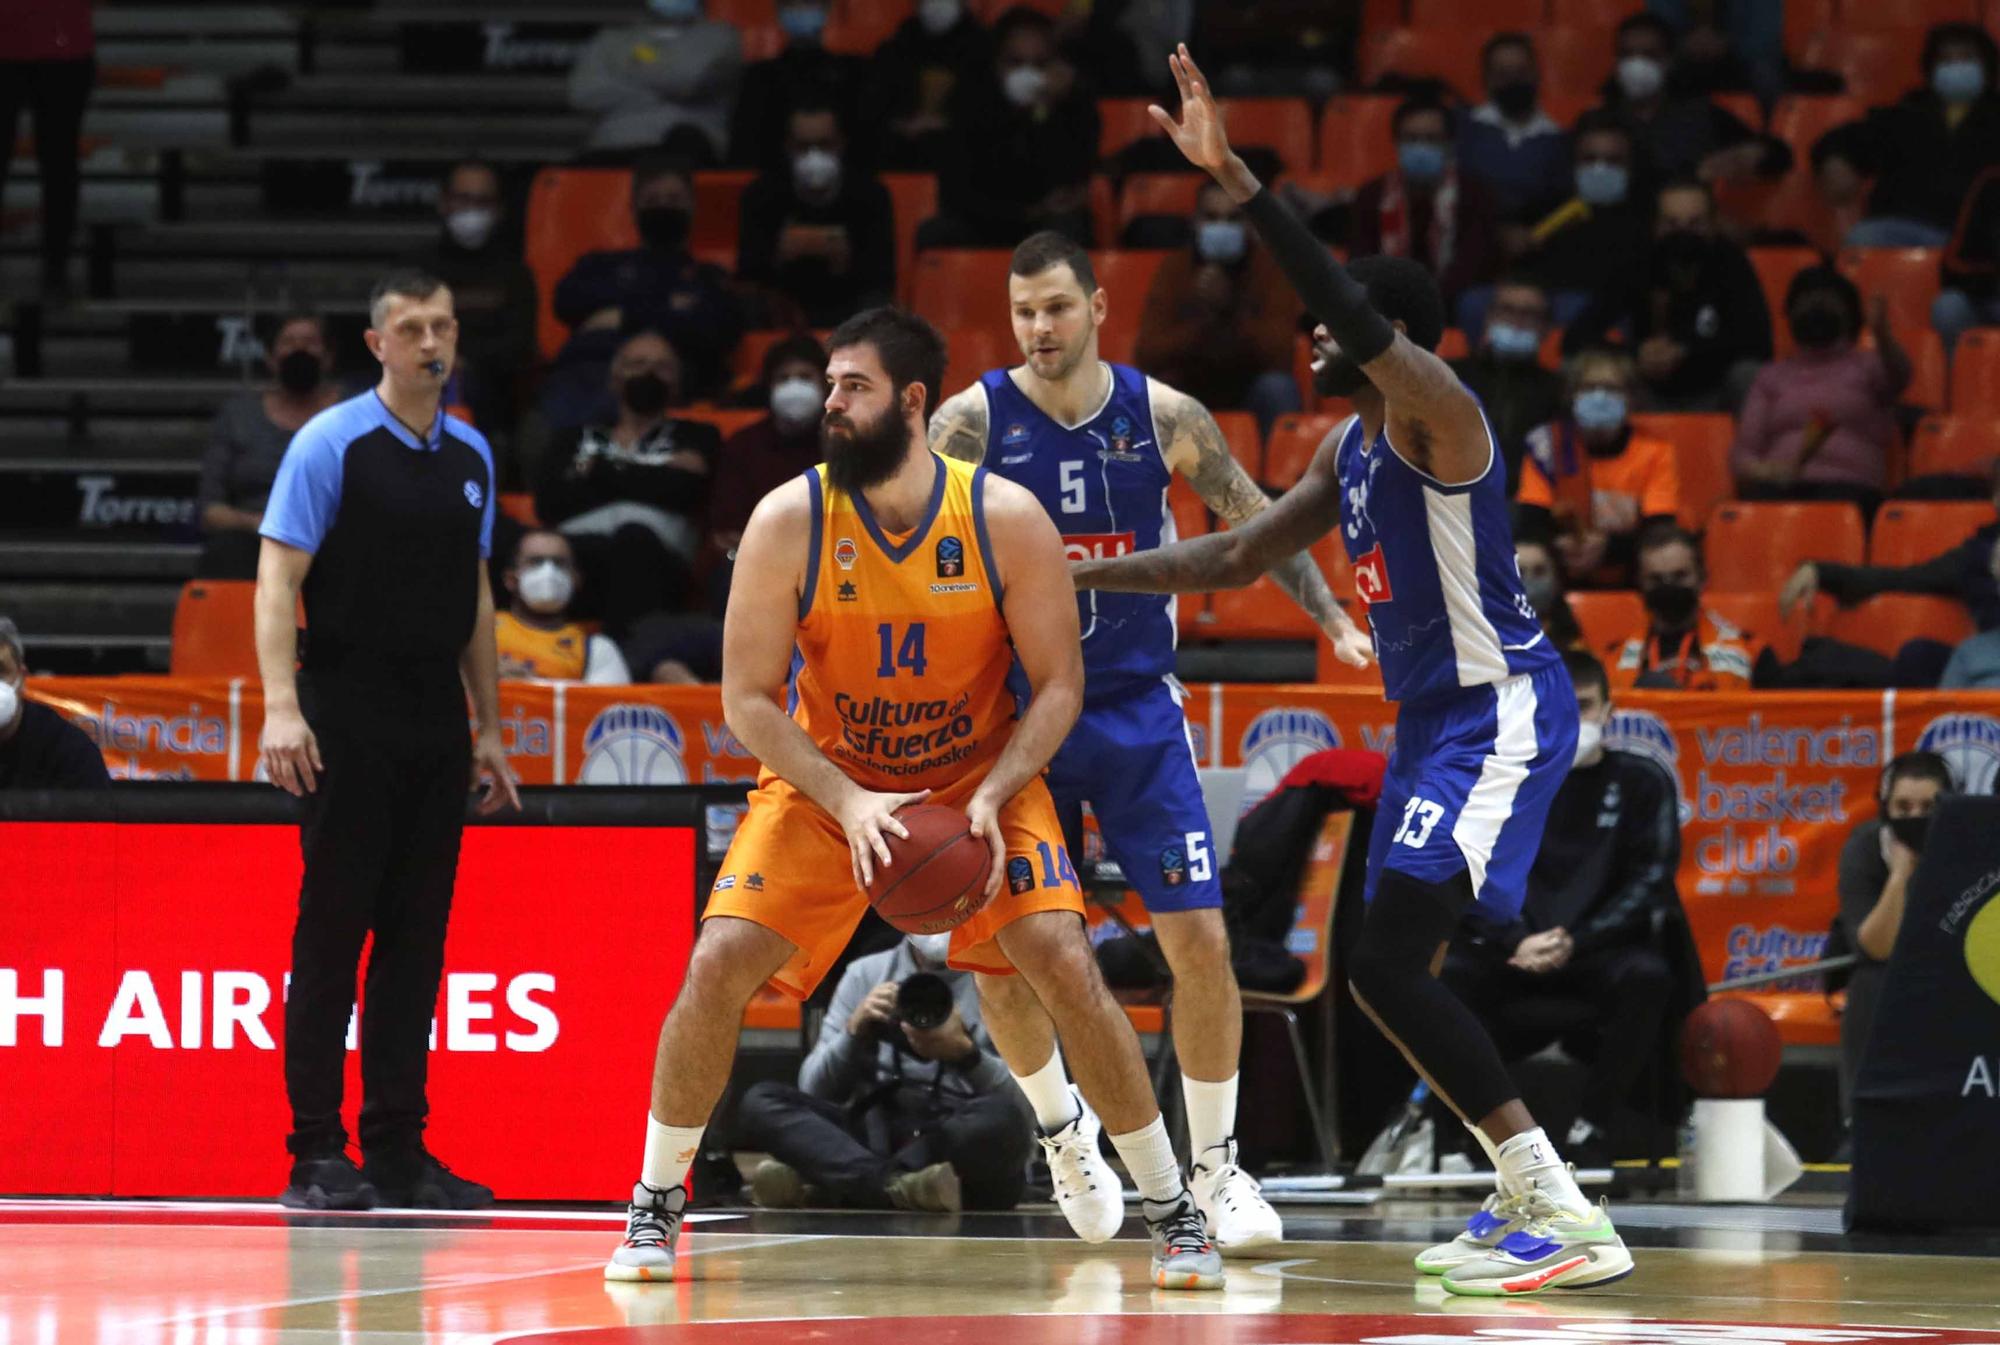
[1414,1191,1529,1274]
[1440,1195,1633,1296]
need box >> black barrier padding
[1848,794,2000,1232]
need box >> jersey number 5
[875,622,928,678]
[1059,460,1087,513]
[1393,797,1445,848]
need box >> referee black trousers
[285,674,471,1161]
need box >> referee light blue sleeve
[258,421,345,555]
[456,419,499,560]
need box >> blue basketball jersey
[1334,409,1558,705]
[979,364,1176,693]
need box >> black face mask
[1886,813,1931,853]
[1491,79,1538,119]
[622,372,672,416]
[1790,305,1846,351]
[276,350,324,395]
[1643,581,1700,627]
[1315,352,1373,398]
[636,204,691,253]
[1653,229,1713,277]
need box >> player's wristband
[1241,187,1394,366]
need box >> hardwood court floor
[4,1197,1998,1344]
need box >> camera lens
[895,973,954,1031]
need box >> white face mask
[1573,718,1604,768]
[445,207,497,249]
[517,559,575,614]
[770,375,823,430]
[908,932,952,965]
[918,0,961,35]
[0,678,18,729]
[1617,55,1665,101]
[791,147,841,196]
[1002,64,1048,108]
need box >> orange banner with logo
[27,678,2000,984]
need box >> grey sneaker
[1142,1188,1225,1290]
[885,1161,962,1213]
[750,1159,806,1209]
[605,1181,686,1282]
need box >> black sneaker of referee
[280,1153,381,1211]
[365,1148,494,1209]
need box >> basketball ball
[1679,998,1783,1098]
[865,804,994,935]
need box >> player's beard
[1026,328,1091,382]
[1314,351,1374,397]
[823,403,912,495]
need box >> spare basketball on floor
[1679,997,1783,1098]
[865,804,993,935]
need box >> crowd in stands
[142,2,2000,690]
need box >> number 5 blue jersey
[1333,408,1559,706]
[978,364,1178,696]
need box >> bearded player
[927,230,1363,1255]
[606,307,1223,1291]
[1065,48,1633,1296]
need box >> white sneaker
[1441,1192,1634,1296]
[1037,1087,1124,1243]
[1415,1189,1529,1274]
[1190,1139,1283,1256]
[605,1180,684,1282]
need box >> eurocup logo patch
[835,537,859,570]
[579,702,688,785]
[463,479,483,508]
[1159,845,1188,887]
[936,535,965,578]
[1605,707,1691,823]
[1007,855,1035,895]
[1917,712,2000,795]
[1241,707,1342,808]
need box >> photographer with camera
[732,933,1036,1212]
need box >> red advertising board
[0,818,694,1200]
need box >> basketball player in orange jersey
[606,308,1225,1291]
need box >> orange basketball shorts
[702,769,1084,1000]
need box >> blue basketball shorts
[1045,678,1223,914]
[1365,661,1578,923]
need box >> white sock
[1012,1044,1081,1133]
[1496,1126,1590,1215]
[1466,1122,1514,1193]
[1109,1116,1185,1204]
[1182,1073,1238,1164]
[641,1114,705,1192]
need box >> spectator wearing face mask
[1942,624,2000,688]
[1347,96,1500,312]
[918,7,1100,248]
[864,0,995,172]
[1933,166,2000,351]
[495,530,632,684]
[1815,22,2000,250]
[1835,752,1953,1122]
[706,334,828,611]
[535,329,718,638]
[568,0,742,163]
[1598,13,1790,185]
[728,1,868,173]
[1134,181,1304,434]
[549,155,742,407]
[1519,114,1653,329]
[402,161,538,461]
[1564,179,1771,412]
[1456,32,1573,231]
[0,617,110,789]
[1450,276,1562,495]
[1517,349,1680,587]
[1733,267,1907,518]
[196,313,345,580]
[1605,525,1768,691]
[737,103,894,328]
[1515,538,1585,651]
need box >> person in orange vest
[494,530,631,683]
[1605,525,1768,690]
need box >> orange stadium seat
[1714,170,1845,254]
[1091,250,1170,364]
[677,407,765,439]
[1825,594,1975,656]
[1870,499,1997,565]
[706,0,775,26]
[1705,591,1805,662]
[1769,95,1866,168]
[1569,590,1645,654]
[1118,173,1205,234]
[1749,247,1821,355]
[1264,413,1345,490]
[1714,91,1765,131]
[1631,412,1734,530]
[1540,25,1618,101]
[823,0,913,55]
[1316,96,1399,188]
[741,987,802,1032]
[1213,410,1262,478]
[1951,328,2000,416]
[1358,27,1489,102]
[1838,247,1941,351]
[1902,329,1949,411]
[1732,991,1841,1048]
[525,168,634,359]
[1549,0,1641,24]
[1409,0,1545,31]
[1198,577,1316,640]
[1841,0,1981,28]
[943,326,1011,389]
[1782,0,1837,61]
[690,170,753,264]
[1908,416,2000,481]
[1435,328,1470,361]
[497,493,540,528]
[171,580,295,680]
[911,249,1013,333]
[1800,30,1928,106]
[730,327,814,390]
[1168,475,1209,541]
[1219,100,1316,175]
[1098,98,1159,160]
[1705,500,1865,590]
[883,173,937,305]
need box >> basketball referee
[256,271,521,1211]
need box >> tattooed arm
[1152,382,1360,646]
[927,385,990,464]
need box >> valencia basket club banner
[25,679,2000,988]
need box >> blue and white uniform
[980,363,1222,912]
[1333,408,1577,920]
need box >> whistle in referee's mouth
[424,359,447,376]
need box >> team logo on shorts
[746,872,765,891]
[1159,845,1188,887]
[936,535,965,578]
[1007,855,1035,894]
[834,537,859,570]
[713,874,737,893]
[1917,712,2000,795]
[463,479,484,509]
